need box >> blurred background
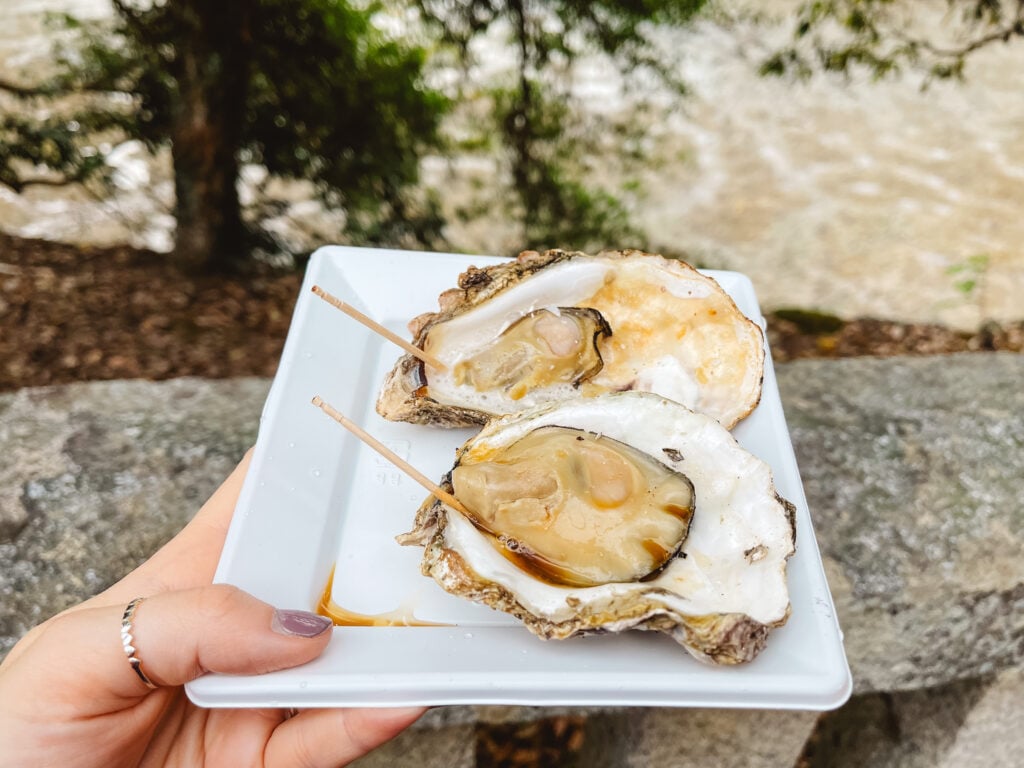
[2,2,1022,766]
[1,0,1021,394]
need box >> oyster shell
[376,249,765,430]
[399,391,796,664]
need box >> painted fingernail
[272,609,333,638]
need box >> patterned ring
[120,597,158,689]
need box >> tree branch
[889,0,1023,60]
[0,73,130,99]
[21,177,78,188]
[2,175,78,193]
[111,0,146,24]
[0,76,50,98]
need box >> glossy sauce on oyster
[399,391,796,665]
[452,426,695,588]
[452,307,611,401]
[377,249,765,430]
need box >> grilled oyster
[376,249,765,430]
[452,307,611,401]
[399,391,796,664]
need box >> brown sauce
[492,534,677,589]
[316,566,450,627]
[642,539,670,563]
[496,542,594,589]
[663,503,694,520]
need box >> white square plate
[186,246,852,710]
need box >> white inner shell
[422,257,763,427]
[440,392,793,626]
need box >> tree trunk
[168,0,251,273]
[507,0,537,242]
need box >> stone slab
[0,377,268,656]
[349,723,475,768]
[796,668,1024,768]
[577,707,818,768]
[3,353,1022,703]
[939,666,1024,768]
[776,353,1024,693]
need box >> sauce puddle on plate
[317,566,450,627]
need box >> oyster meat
[377,249,765,430]
[399,391,796,664]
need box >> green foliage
[242,1,448,215]
[946,253,990,297]
[0,11,139,195]
[486,81,642,250]
[0,0,448,263]
[772,308,845,334]
[0,115,114,193]
[1,0,713,262]
[761,0,1024,83]
[417,0,707,251]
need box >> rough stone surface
[939,667,1024,768]
[776,352,1024,693]
[797,677,993,768]
[416,705,620,729]
[349,723,475,768]
[577,708,818,768]
[796,669,1024,768]
[0,378,268,656]
[2,354,1023,766]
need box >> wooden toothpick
[311,395,470,516]
[311,285,446,371]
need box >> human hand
[0,451,425,767]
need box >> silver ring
[121,597,158,689]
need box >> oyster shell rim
[405,495,794,665]
[398,391,798,665]
[375,248,766,429]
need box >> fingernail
[272,609,333,638]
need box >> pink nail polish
[272,609,333,638]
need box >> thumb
[15,585,333,706]
[120,585,334,689]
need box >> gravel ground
[1,233,1021,394]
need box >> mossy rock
[772,308,845,334]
